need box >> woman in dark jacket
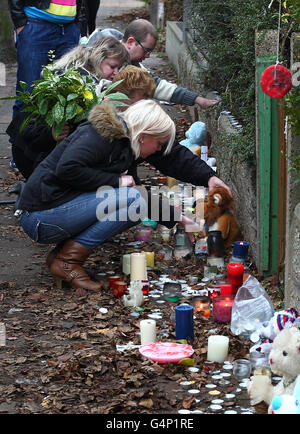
[18,99,230,295]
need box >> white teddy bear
[247,326,300,414]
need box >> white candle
[122,254,131,275]
[207,335,229,363]
[130,252,147,281]
[140,319,156,345]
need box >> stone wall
[166,21,259,265]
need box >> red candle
[212,295,234,323]
[109,275,121,289]
[220,284,232,295]
[113,281,127,298]
[141,280,150,295]
[227,263,244,294]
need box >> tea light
[233,241,249,260]
[210,404,223,412]
[188,389,201,395]
[207,335,229,363]
[122,254,131,275]
[192,296,210,317]
[227,262,244,294]
[188,367,200,373]
[212,294,234,323]
[180,381,195,389]
[175,304,194,340]
[224,393,236,401]
[208,390,221,396]
[108,275,121,289]
[130,253,147,281]
[140,319,156,345]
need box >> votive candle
[175,304,194,340]
[130,253,147,281]
[109,275,121,289]
[227,262,244,294]
[140,319,156,345]
[122,254,131,275]
[233,241,249,260]
[207,335,229,363]
[193,296,210,317]
[212,294,234,323]
[143,251,155,268]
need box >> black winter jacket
[8,0,87,35]
[18,103,216,226]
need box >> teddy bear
[271,374,300,414]
[197,186,242,248]
[247,326,300,414]
[180,121,207,156]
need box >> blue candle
[175,304,194,340]
[233,241,249,259]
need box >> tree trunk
[0,1,16,63]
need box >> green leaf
[67,93,79,101]
[65,101,78,121]
[177,358,195,366]
[57,94,66,106]
[105,92,129,100]
[38,99,49,116]
[52,101,65,124]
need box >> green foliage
[185,0,299,163]
[0,66,128,137]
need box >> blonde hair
[121,99,176,158]
[112,65,156,98]
[52,36,130,79]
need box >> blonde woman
[18,99,229,295]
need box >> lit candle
[140,319,156,345]
[143,251,155,268]
[192,296,210,317]
[175,304,194,340]
[141,280,150,295]
[212,294,234,323]
[233,241,249,260]
[122,254,131,275]
[227,262,244,294]
[130,253,147,281]
[207,335,229,363]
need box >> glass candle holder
[193,296,210,317]
[212,294,234,323]
[141,280,150,295]
[135,228,152,241]
[113,281,127,298]
[207,230,225,257]
[232,359,252,380]
[163,282,181,302]
[109,275,121,289]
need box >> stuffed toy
[180,121,206,155]
[198,187,242,248]
[247,326,300,414]
[271,375,300,414]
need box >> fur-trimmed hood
[88,102,129,142]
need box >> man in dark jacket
[8,0,87,119]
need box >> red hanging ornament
[260,64,292,99]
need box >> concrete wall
[284,33,300,311]
[166,21,258,265]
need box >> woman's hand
[208,176,232,197]
[52,124,71,142]
[120,175,136,187]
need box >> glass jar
[212,294,234,323]
[207,230,225,257]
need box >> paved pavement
[0,1,186,286]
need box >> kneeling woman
[17,99,195,293]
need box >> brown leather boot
[45,241,64,268]
[49,240,102,292]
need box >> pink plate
[139,341,194,363]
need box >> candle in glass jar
[143,251,155,268]
[227,262,244,294]
[193,296,210,317]
[220,284,232,295]
[130,253,147,281]
[141,280,150,295]
[140,319,156,345]
[212,295,234,323]
[109,275,121,289]
[122,254,131,275]
[207,335,229,363]
[113,281,127,298]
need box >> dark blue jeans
[14,17,80,118]
[20,188,147,250]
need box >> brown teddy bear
[200,187,242,248]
